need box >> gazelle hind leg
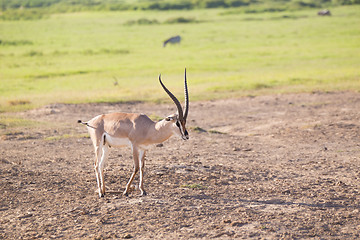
[139,150,146,196]
[98,145,109,197]
[94,146,102,197]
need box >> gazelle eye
[176,121,180,127]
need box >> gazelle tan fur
[78,69,189,197]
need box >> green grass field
[1,5,359,112]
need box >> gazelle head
[159,69,189,140]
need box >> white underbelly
[104,134,131,148]
[104,134,151,150]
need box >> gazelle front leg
[139,149,146,196]
[123,146,140,196]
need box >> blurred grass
[44,133,89,141]
[180,183,207,189]
[0,6,359,112]
[0,115,40,129]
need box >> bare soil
[1,91,360,239]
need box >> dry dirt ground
[1,91,360,239]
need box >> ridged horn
[159,74,184,121]
[183,68,189,121]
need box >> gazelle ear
[165,115,176,121]
[165,116,174,121]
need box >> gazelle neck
[151,119,174,143]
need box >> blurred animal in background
[113,77,119,86]
[163,35,181,47]
[318,9,331,16]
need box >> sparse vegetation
[7,100,31,106]
[0,39,33,46]
[164,16,198,24]
[208,129,226,134]
[191,126,207,133]
[0,116,39,130]
[180,183,207,189]
[124,18,160,26]
[124,17,198,25]
[44,133,89,141]
[23,50,43,57]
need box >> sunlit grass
[180,183,207,190]
[0,115,40,130]
[44,133,89,141]
[0,6,359,112]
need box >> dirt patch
[1,92,359,239]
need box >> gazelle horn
[183,68,189,121]
[159,74,184,122]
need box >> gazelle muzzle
[176,120,189,140]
